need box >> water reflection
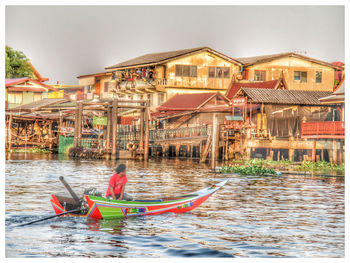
[5,153,344,257]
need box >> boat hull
[51,179,228,219]
[85,180,228,219]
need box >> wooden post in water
[139,108,145,150]
[73,103,79,147]
[8,113,13,152]
[332,139,337,164]
[77,102,83,147]
[59,112,63,135]
[112,99,118,159]
[106,101,112,151]
[144,100,150,161]
[5,115,8,150]
[211,113,218,170]
[48,121,53,150]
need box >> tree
[5,45,34,78]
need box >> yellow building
[78,47,241,110]
[235,52,344,91]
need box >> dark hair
[116,164,126,174]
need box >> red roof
[157,93,216,111]
[332,61,344,68]
[6,78,58,91]
[7,86,47,92]
[226,79,279,99]
[5,78,29,87]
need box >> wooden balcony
[301,121,345,139]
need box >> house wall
[244,56,335,91]
[164,51,239,96]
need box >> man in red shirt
[106,164,133,201]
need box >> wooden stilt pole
[312,140,316,162]
[144,100,150,161]
[8,113,13,152]
[77,102,83,147]
[112,99,118,159]
[59,112,63,135]
[211,113,218,170]
[48,121,53,149]
[106,101,112,150]
[332,139,337,164]
[73,103,79,147]
[140,109,145,150]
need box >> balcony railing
[301,121,345,139]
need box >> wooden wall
[244,56,336,91]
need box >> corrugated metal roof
[157,93,216,111]
[226,79,279,99]
[235,52,343,70]
[9,98,70,111]
[105,47,241,70]
[240,88,332,105]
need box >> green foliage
[299,161,345,172]
[5,45,34,78]
[221,164,276,176]
[11,147,51,153]
[247,158,293,166]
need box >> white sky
[5,5,345,84]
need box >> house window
[104,82,109,92]
[138,94,144,100]
[254,70,266,81]
[33,93,42,102]
[147,94,153,105]
[128,95,133,100]
[158,93,165,105]
[175,65,197,77]
[209,67,230,78]
[315,71,322,83]
[208,67,215,78]
[294,71,307,82]
[8,92,23,104]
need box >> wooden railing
[301,121,345,138]
[149,126,211,141]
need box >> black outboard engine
[83,187,102,197]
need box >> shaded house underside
[234,88,338,138]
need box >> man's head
[116,164,126,176]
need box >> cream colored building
[78,47,241,110]
[235,52,344,91]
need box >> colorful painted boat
[51,179,228,219]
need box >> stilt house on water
[150,92,233,159]
[230,87,344,163]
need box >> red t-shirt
[105,173,128,197]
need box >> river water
[5,153,344,257]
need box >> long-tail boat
[51,179,228,219]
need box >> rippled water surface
[5,153,344,257]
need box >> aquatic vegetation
[229,158,344,174]
[11,148,52,153]
[221,164,276,176]
[298,161,345,172]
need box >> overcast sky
[5,5,345,84]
